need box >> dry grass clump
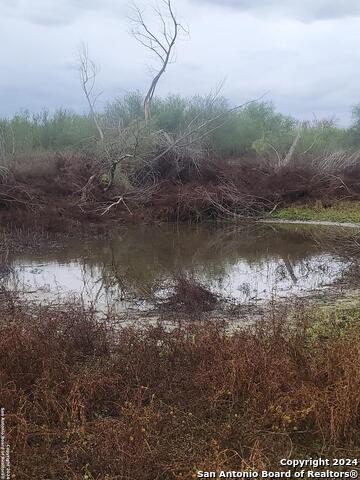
[11,151,101,197]
[1,296,360,479]
[10,152,59,180]
[161,274,219,315]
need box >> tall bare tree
[78,45,135,194]
[78,43,104,142]
[131,0,185,122]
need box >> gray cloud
[1,0,128,27]
[193,0,360,22]
[0,0,359,124]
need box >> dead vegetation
[1,293,360,479]
[160,273,219,314]
[2,152,360,230]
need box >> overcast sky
[1,0,360,124]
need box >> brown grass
[1,294,360,479]
[132,159,360,222]
[10,152,58,181]
[160,274,219,315]
[1,153,360,230]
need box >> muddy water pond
[5,223,356,310]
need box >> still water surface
[7,223,352,309]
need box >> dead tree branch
[104,154,134,192]
[131,0,186,122]
[78,43,104,142]
[150,96,265,165]
[78,45,136,196]
[281,123,302,167]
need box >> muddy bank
[2,153,360,235]
[260,218,360,228]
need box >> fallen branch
[100,196,133,216]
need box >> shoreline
[259,218,360,228]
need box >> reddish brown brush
[1,296,360,479]
[161,274,218,315]
[1,153,360,229]
[133,159,360,222]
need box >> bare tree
[78,45,136,194]
[131,0,185,122]
[281,123,302,167]
[78,43,104,142]
[150,93,265,168]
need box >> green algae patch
[272,201,360,224]
[306,296,360,340]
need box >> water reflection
[7,223,353,308]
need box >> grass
[2,291,360,479]
[307,297,360,340]
[272,201,360,224]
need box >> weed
[1,294,360,478]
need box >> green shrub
[0,94,354,161]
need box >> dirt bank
[2,154,360,235]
